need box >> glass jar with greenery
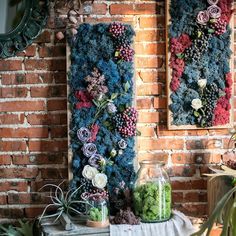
[133,160,172,223]
[86,194,109,228]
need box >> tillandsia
[38,182,91,223]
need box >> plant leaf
[124,81,130,92]
[193,111,199,117]
[176,53,184,59]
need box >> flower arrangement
[68,23,137,214]
[169,0,233,127]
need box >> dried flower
[198,79,207,89]
[197,10,210,25]
[107,102,117,114]
[88,154,105,169]
[82,165,99,180]
[207,5,222,19]
[82,143,97,157]
[191,99,203,110]
[85,68,108,100]
[77,127,91,143]
[92,173,108,189]
[118,139,127,149]
[75,90,93,109]
[110,149,117,157]
[89,124,100,142]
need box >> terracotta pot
[87,219,109,228]
[210,226,222,236]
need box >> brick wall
[0,0,234,221]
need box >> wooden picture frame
[166,0,234,130]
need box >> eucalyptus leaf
[111,93,118,100]
[124,81,131,92]
[176,53,184,59]
[208,29,215,34]
[193,111,199,117]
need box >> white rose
[198,79,207,88]
[191,99,203,110]
[92,173,107,189]
[82,165,98,180]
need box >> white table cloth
[110,210,196,236]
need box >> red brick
[28,140,68,152]
[172,192,184,203]
[12,154,64,165]
[140,16,164,28]
[92,3,107,14]
[138,112,159,123]
[51,126,67,138]
[40,168,68,179]
[157,126,186,136]
[25,207,45,218]
[136,98,152,109]
[0,195,7,205]
[135,43,165,55]
[0,168,38,178]
[177,203,207,216]
[136,29,165,42]
[169,166,196,177]
[25,73,54,84]
[47,99,67,111]
[25,59,66,71]
[184,192,207,202]
[0,60,22,71]
[153,97,166,109]
[34,30,51,43]
[137,70,158,83]
[8,193,48,204]
[0,101,45,112]
[171,179,207,190]
[137,138,184,150]
[0,155,11,165]
[136,57,162,68]
[0,141,27,152]
[186,139,223,150]
[0,114,24,124]
[0,181,28,192]
[30,85,67,97]
[137,83,162,95]
[0,87,28,98]
[27,113,67,125]
[137,152,168,162]
[0,127,48,138]
[30,180,68,192]
[38,45,66,58]
[0,208,24,219]
[1,74,26,85]
[136,126,155,137]
[16,45,36,57]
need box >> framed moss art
[67,23,137,214]
[166,0,234,130]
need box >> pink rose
[207,0,219,5]
[207,5,221,19]
[197,11,210,25]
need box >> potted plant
[192,165,236,236]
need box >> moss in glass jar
[89,206,108,222]
[133,182,171,222]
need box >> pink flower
[225,72,233,87]
[170,34,191,54]
[89,124,100,142]
[218,0,233,24]
[75,90,93,109]
[197,10,210,25]
[207,5,222,19]
[207,0,219,5]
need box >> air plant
[192,166,236,236]
[38,182,91,223]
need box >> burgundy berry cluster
[113,107,138,137]
[109,22,126,38]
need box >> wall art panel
[166,0,234,130]
[67,23,137,214]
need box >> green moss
[89,207,108,222]
[133,182,172,222]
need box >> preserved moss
[133,182,172,222]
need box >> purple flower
[207,0,218,5]
[207,5,221,19]
[88,154,105,168]
[118,139,127,149]
[82,143,97,157]
[77,127,91,143]
[197,10,210,25]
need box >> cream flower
[92,173,107,189]
[82,165,98,180]
[207,5,221,19]
[198,79,207,88]
[197,10,209,25]
[191,99,203,110]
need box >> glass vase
[133,160,172,223]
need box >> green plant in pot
[192,165,236,236]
